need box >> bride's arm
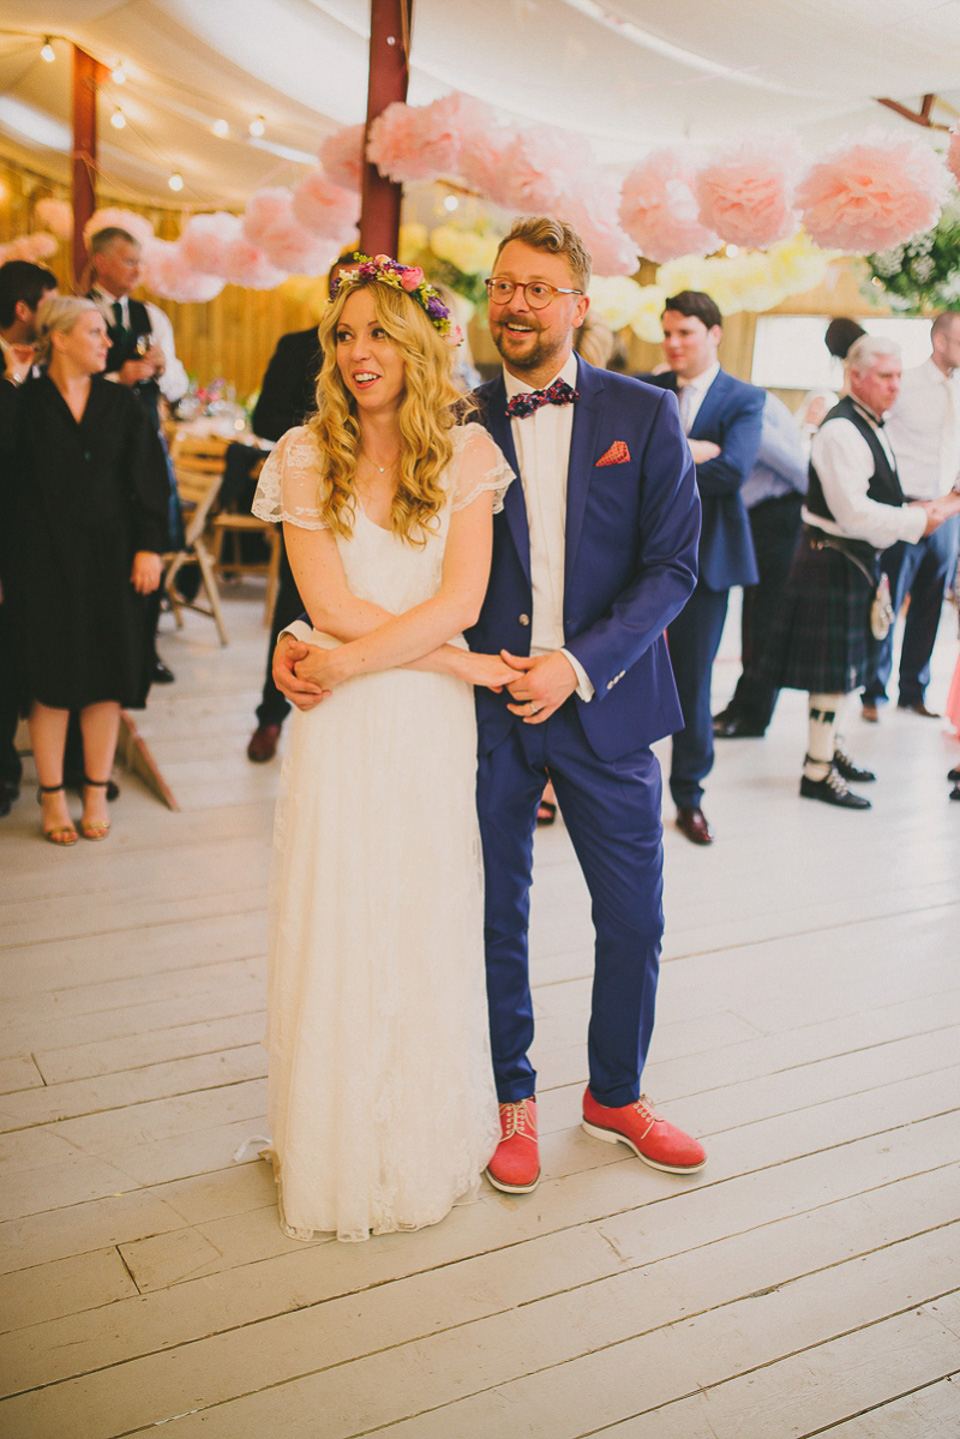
[288,489,497,689]
[282,522,494,684]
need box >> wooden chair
[163,431,231,645]
[209,456,283,626]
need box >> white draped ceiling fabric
[1,0,958,208]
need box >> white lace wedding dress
[252,422,510,1242]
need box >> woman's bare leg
[79,701,121,834]
[28,701,74,838]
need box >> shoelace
[631,1095,662,1137]
[499,1100,535,1139]
[825,767,850,795]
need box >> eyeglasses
[485,278,583,309]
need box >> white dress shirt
[884,357,960,500]
[503,353,593,701]
[92,286,189,404]
[806,408,926,549]
[677,361,720,434]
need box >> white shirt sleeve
[145,301,189,404]
[810,419,926,548]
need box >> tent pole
[71,45,98,290]
[359,0,413,257]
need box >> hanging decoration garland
[11,93,957,302]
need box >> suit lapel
[478,375,531,583]
[564,356,604,579]
[689,368,727,439]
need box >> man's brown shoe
[247,724,281,763]
[898,702,940,719]
[676,806,714,845]
[861,704,879,723]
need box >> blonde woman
[252,258,514,1242]
[5,296,167,843]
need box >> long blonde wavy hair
[307,277,467,543]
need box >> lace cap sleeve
[451,422,515,514]
[251,426,329,530]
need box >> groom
[274,216,706,1193]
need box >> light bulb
[112,62,127,84]
[110,108,126,130]
[168,173,184,192]
[248,115,266,138]
[212,118,229,138]
[443,195,459,212]
[41,38,55,63]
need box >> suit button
[518,614,530,626]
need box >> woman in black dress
[8,296,169,843]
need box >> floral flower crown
[330,253,462,345]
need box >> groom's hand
[502,650,577,724]
[273,633,328,711]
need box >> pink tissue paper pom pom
[319,125,365,192]
[796,133,948,253]
[179,212,242,275]
[460,123,515,198]
[242,189,295,247]
[3,233,59,262]
[488,125,594,213]
[948,123,960,188]
[83,207,155,249]
[141,240,224,303]
[559,176,638,276]
[620,149,720,262]
[34,198,73,239]
[220,238,286,290]
[367,100,458,184]
[696,140,800,249]
[291,169,358,241]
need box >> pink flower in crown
[400,265,424,291]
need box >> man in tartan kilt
[767,335,959,808]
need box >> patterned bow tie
[505,378,579,419]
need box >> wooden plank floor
[1,585,958,1439]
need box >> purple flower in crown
[328,252,458,342]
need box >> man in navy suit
[272,218,706,1195]
[643,292,764,844]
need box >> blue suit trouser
[477,701,664,1108]
[667,580,730,809]
[862,514,960,708]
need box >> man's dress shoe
[861,704,880,723]
[152,658,175,684]
[833,746,876,783]
[247,724,281,763]
[948,765,960,783]
[676,806,714,845]
[800,770,871,809]
[713,714,766,739]
[898,701,940,718]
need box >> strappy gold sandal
[37,784,79,846]
[80,777,111,840]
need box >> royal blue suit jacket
[467,356,701,762]
[643,369,764,591]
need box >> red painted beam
[359,0,413,258]
[71,46,98,289]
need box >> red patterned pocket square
[596,440,630,467]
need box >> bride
[252,256,514,1242]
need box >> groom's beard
[491,311,566,377]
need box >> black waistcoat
[93,294,161,430]
[806,396,905,526]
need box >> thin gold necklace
[359,447,399,475]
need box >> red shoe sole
[581,1118,706,1175]
[484,1164,541,1194]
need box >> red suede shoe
[582,1089,706,1174]
[486,1098,540,1193]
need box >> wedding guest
[252,257,515,1240]
[860,313,960,723]
[88,226,188,685]
[642,291,764,844]
[0,261,57,818]
[713,391,808,738]
[4,297,168,843]
[766,335,958,809]
[275,217,708,1196]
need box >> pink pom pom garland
[796,133,948,253]
[696,140,800,249]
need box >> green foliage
[865,206,960,313]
